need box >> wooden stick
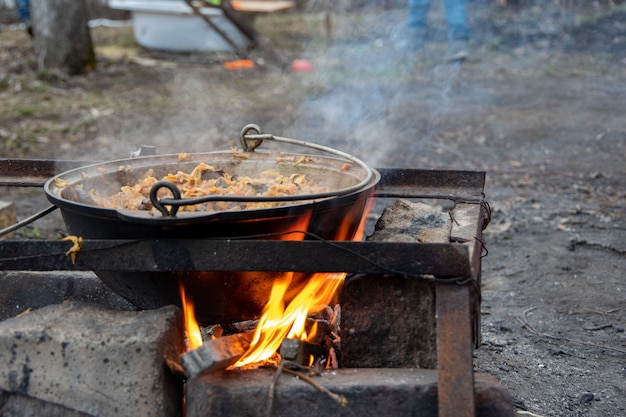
[265,360,346,417]
[281,366,347,406]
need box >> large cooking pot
[44,125,379,324]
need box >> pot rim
[44,149,380,225]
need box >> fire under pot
[0,126,512,417]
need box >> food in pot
[81,162,333,213]
[62,235,83,264]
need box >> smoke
[91,70,242,161]
[82,1,623,175]
[78,5,473,169]
[270,7,475,170]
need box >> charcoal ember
[279,338,325,366]
[304,318,332,346]
[222,320,258,334]
[201,324,224,340]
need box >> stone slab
[0,392,93,417]
[0,271,135,321]
[0,302,184,417]
[368,199,451,244]
[186,368,513,417]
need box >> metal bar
[375,169,485,201]
[434,201,487,417]
[0,239,471,276]
[450,203,489,348]
[183,0,248,57]
[0,159,93,186]
[0,158,486,197]
[436,284,476,417]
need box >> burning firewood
[279,338,325,366]
[222,320,258,334]
[179,332,253,379]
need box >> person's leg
[442,0,469,61]
[442,0,470,40]
[405,0,430,50]
[407,0,430,32]
[16,0,31,23]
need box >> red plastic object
[291,59,314,72]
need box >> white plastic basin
[108,0,250,52]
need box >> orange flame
[235,197,373,367]
[235,270,346,366]
[352,197,374,241]
[179,281,203,351]
[178,194,375,367]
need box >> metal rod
[240,124,376,191]
[0,159,93,186]
[436,284,476,417]
[183,0,247,57]
[150,125,379,214]
[0,239,472,277]
[0,205,58,238]
[0,158,485,197]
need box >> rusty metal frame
[0,159,92,187]
[0,160,487,417]
[436,202,487,417]
[0,239,472,275]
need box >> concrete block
[0,271,135,322]
[186,368,513,417]
[0,200,17,239]
[340,199,450,369]
[340,275,437,368]
[0,302,184,417]
[0,392,93,417]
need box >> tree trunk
[31,0,96,75]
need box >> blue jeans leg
[442,0,470,40]
[407,0,431,32]
[16,0,31,23]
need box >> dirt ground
[1,1,625,416]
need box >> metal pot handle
[150,124,375,217]
[239,124,371,173]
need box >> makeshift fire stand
[0,157,510,417]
